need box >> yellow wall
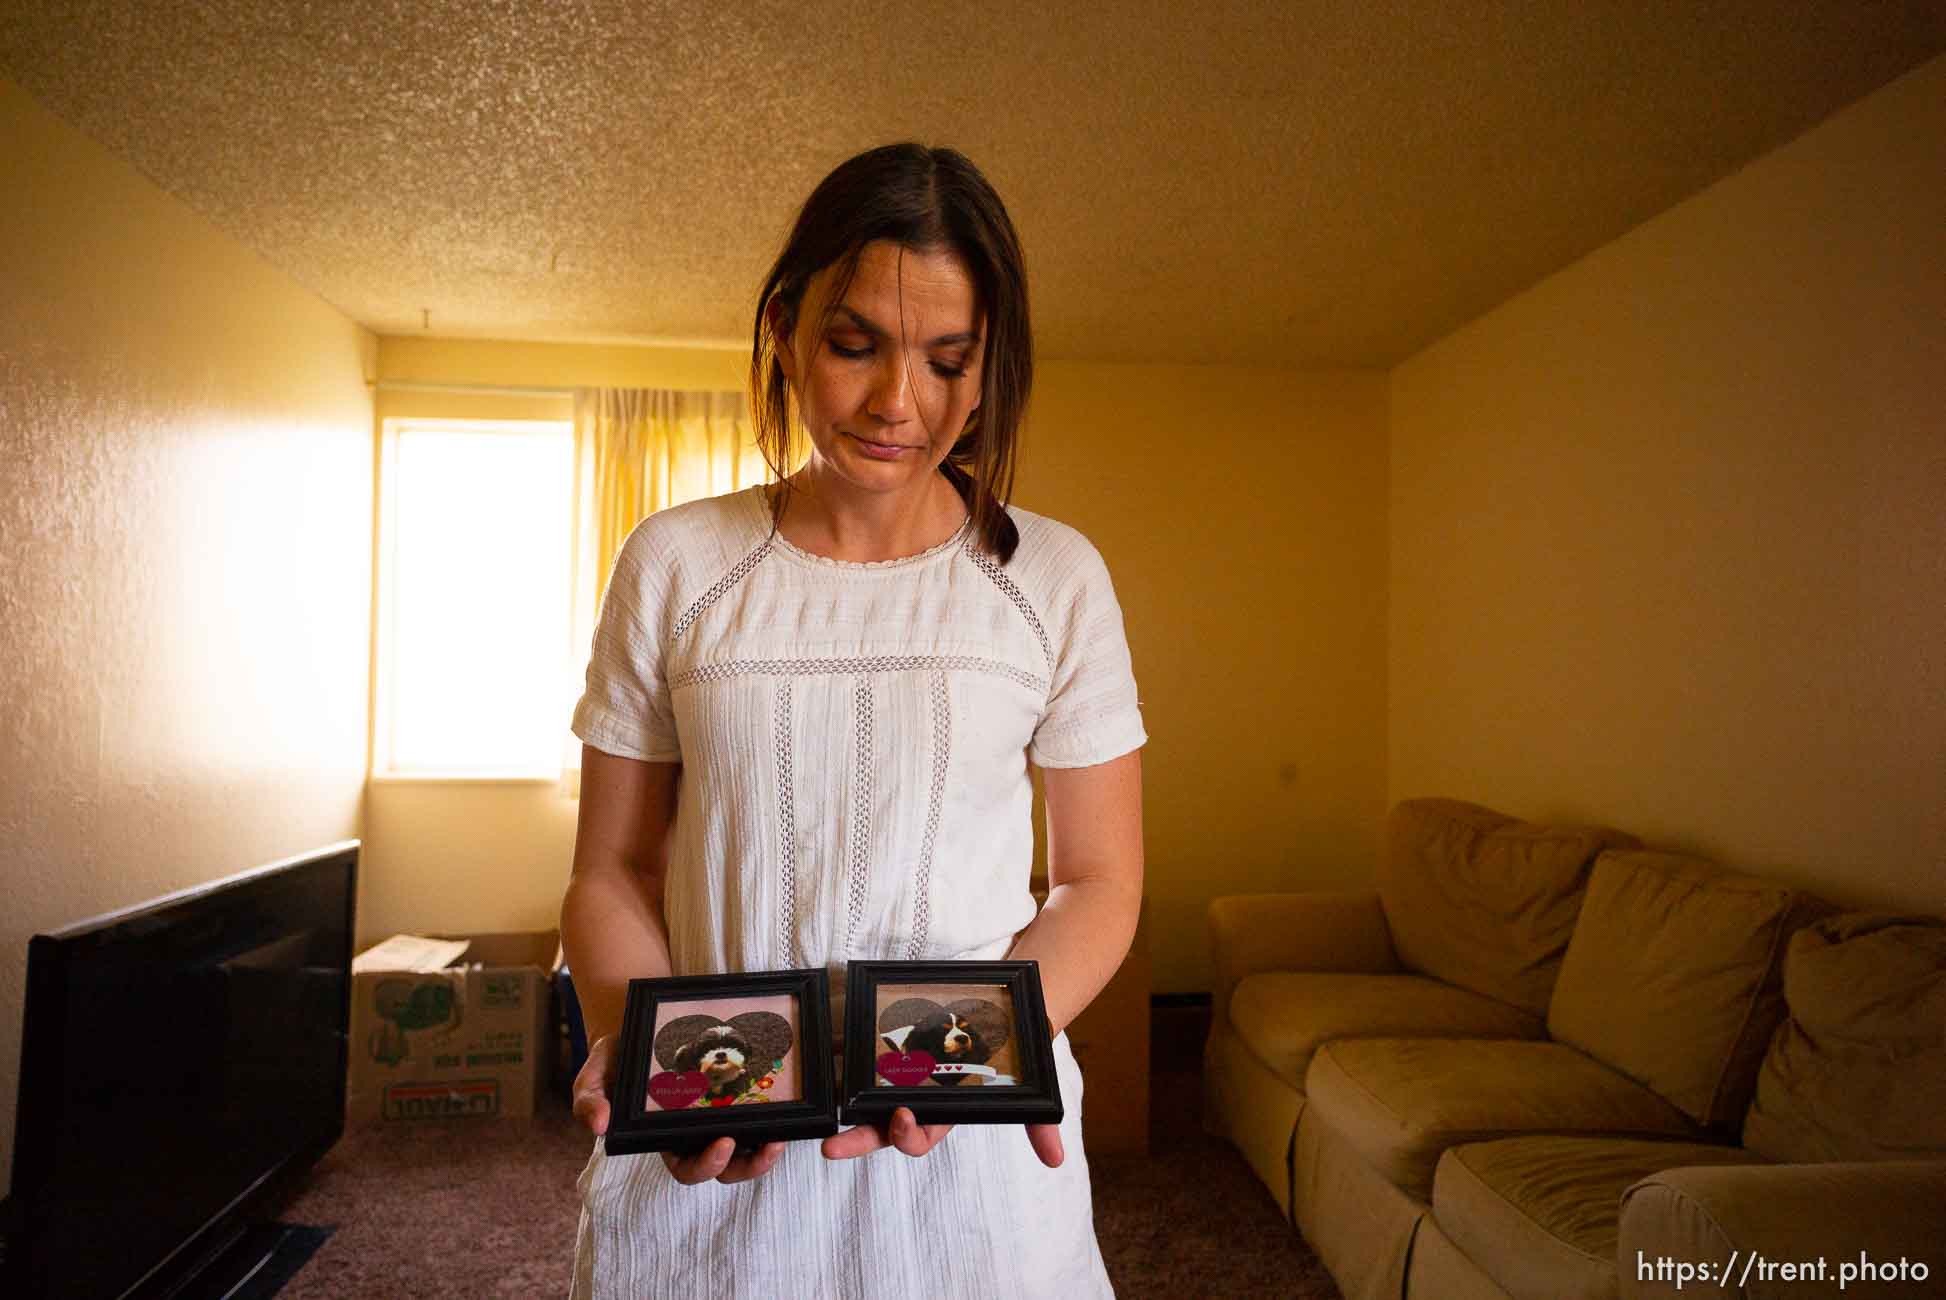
[380,334,749,394]
[1389,55,1946,910]
[0,78,374,1182]
[363,338,1391,991]
[1021,365,1390,988]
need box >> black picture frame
[606,968,837,1156]
[841,960,1064,1127]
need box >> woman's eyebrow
[833,305,981,349]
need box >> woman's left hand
[821,1109,1064,1168]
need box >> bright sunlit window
[375,419,575,777]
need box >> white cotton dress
[567,484,1146,1300]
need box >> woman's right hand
[571,1033,786,1185]
[570,1033,622,1136]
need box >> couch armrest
[1617,1160,1946,1298]
[1207,891,1398,1025]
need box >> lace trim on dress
[904,671,951,960]
[671,542,771,641]
[962,548,1054,671]
[773,679,798,970]
[844,678,874,957]
[669,655,1046,694]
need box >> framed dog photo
[606,968,837,1156]
[840,960,1063,1128]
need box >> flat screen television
[4,841,358,1300]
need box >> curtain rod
[372,380,579,397]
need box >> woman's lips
[845,432,915,460]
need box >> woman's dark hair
[750,143,1031,563]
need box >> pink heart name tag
[647,1070,708,1111]
[875,1050,938,1087]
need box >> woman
[562,142,1145,1299]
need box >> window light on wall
[374,418,575,777]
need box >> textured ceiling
[4,1,1942,366]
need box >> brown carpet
[1086,1063,1341,1299]
[277,1029,1340,1299]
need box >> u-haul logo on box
[383,1078,500,1121]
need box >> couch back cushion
[1547,850,1825,1129]
[1743,912,1946,1163]
[1376,798,1638,1017]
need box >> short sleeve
[1028,541,1147,769]
[571,524,683,763]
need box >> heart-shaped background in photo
[653,1010,796,1072]
[877,997,1011,1053]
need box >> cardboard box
[347,931,556,1125]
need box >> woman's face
[775,240,986,499]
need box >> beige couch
[1205,798,1946,1300]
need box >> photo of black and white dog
[654,1010,797,1106]
[672,1023,762,1102]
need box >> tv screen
[7,842,357,1300]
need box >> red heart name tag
[876,1050,938,1086]
[647,1070,708,1111]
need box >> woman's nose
[867,354,912,421]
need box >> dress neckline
[744,485,970,572]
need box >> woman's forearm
[1006,871,1142,1037]
[561,866,674,1045]
[560,866,675,1044]
[1013,751,1145,1037]
[562,750,683,1044]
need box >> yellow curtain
[562,387,770,792]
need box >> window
[374,419,575,777]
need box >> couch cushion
[1743,912,1946,1164]
[1434,1136,1765,1300]
[1547,850,1825,1129]
[1229,972,1544,1090]
[1378,798,1639,1017]
[1618,1161,1946,1300]
[1303,1038,1698,1201]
